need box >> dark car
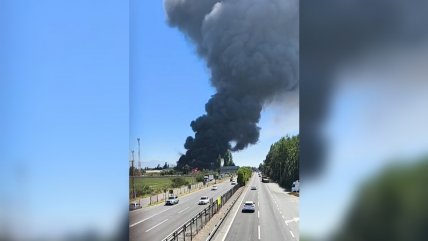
[129,201,142,211]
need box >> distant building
[145,170,162,174]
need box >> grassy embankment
[130,176,196,198]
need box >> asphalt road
[221,173,299,241]
[129,180,236,241]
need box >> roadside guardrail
[162,184,240,241]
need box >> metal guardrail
[162,184,240,241]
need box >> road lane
[222,173,298,241]
[223,180,258,241]
[223,174,259,241]
[258,177,294,241]
[130,180,236,241]
[264,182,299,240]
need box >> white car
[198,196,210,205]
[251,186,257,190]
[242,201,255,213]
[165,195,179,205]
[231,181,237,185]
[211,185,218,190]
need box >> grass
[130,176,197,198]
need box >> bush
[195,173,205,183]
[134,184,153,198]
[170,177,189,188]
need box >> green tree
[262,135,299,190]
[223,150,235,166]
[237,166,252,186]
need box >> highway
[129,180,235,241]
[218,173,299,241]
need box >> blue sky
[130,1,299,169]
[0,0,128,239]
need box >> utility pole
[131,150,136,200]
[137,138,141,170]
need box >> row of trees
[259,135,299,190]
[129,162,173,176]
[237,166,252,186]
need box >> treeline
[129,162,172,176]
[259,135,299,190]
[237,166,252,186]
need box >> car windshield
[168,197,176,200]
[245,202,254,205]
[201,197,208,200]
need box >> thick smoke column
[164,0,298,169]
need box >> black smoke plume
[164,0,299,170]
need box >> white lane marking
[145,219,168,232]
[258,225,261,240]
[290,230,295,238]
[258,201,260,207]
[129,207,174,228]
[221,180,251,241]
[258,210,260,218]
[177,207,189,214]
[285,217,300,224]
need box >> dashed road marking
[177,207,189,214]
[290,231,295,238]
[145,219,168,232]
[258,225,261,240]
[130,207,174,228]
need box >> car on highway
[211,185,218,190]
[242,201,256,213]
[129,201,142,211]
[165,195,179,205]
[251,185,257,190]
[198,196,210,205]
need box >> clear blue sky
[0,0,128,239]
[130,1,299,169]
